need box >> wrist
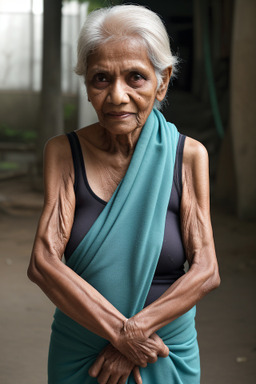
[132,308,154,338]
[109,317,128,348]
[127,312,149,340]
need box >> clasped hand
[89,317,169,384]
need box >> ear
[156,67,172,101]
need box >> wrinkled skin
[28,37,220,384]
[113,319,169,367]
[89,344,142,384]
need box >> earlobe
[156,67,172,101]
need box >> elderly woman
[28,4,220,384]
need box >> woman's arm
[121,137,220,339]
[27,135,167,367]
[28,136,126,340]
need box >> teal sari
[48,109,200,383]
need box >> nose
[107,79,130,105]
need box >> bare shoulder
[43,134,75,198]
[44,134,74,175]
[183,137,208,169]
[44,134,71,163]
[182,137,210,205]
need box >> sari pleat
[48,109,200,383]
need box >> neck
[96,124,142,158]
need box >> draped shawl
[48,109,200,383]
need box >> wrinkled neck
[97,124,142,158]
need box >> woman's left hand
[114,318,169,367]
[89,344,142,384]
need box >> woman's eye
[97,74,107,81]
[93,73,109,86]
[129,73,145,86]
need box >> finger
[88,355,105,377]
[96,368,110,384]
[133,355,147,368]
[139,360,147,368]
[133,366,142,384]
[107,374,126,384]
[147,353,158,364]
[150,334,169,357]
[117,376,129,384]
[158,343,169,358]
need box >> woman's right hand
[113,318,169,367]
[89,344,142,384]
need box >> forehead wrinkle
[88,63,151,75]
[87,39,154,75]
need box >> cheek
[137,84,158,104]
[136,93,156,112]
[88,92,105,111]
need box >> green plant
[64,103,77,120]
[0,124,37,143]
[0,161,19,171]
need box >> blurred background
[0,0,255,383]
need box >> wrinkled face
[86,39,167,136]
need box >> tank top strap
[66,131,85,192]
[173,134,186,198]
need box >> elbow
[202,264,221,294]
[27,250,49,286]
[209,270,221,291]
[27,257,42,284]
[27,262,37,283]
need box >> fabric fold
[48,109,200,383]
[64,109,179,315]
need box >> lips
[106,111,133,116]
[105,111,135,120]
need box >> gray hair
[75,4,178,108]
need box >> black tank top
[65,132,186,306]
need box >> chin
[100,120,141,136]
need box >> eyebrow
[87,63,152,76]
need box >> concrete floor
[0,177,255,383]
